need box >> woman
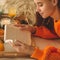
[15,0,60,39]
[9,0,60,60]
[33,0,60,39]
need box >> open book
[4,24,31,46]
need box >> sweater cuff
[31,47,43,59]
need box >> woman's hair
[57,0,60,8]
[34,12,44,26]
[35,12,57,35]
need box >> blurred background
[0,0,36,52]
[0,0,36,25]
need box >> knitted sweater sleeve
[54,20,60,37]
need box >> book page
[4,24,31,46]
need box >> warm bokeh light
[0,41,4,51]
[1,18,11,25]
[8,7,16,17]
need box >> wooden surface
[32,37,60,50]
[0,52,35,60]
[0,58,35,60]
[0,35,60,60]
[4,36,60,53]
[0,51,35,60]
[2,37,60,60]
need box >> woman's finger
[8,41,15,47]
[14,24,33,32]
[14,24,26,27]
[14,40,28,47]
[19,25,31,31]
[13,40,24,46]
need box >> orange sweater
[31,46,60,60]
[31,20,60,60]
[33,20,60,39]
[54,20,60,37]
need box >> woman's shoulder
[54,19,60,37]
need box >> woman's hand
[8,40,35,55]
[14,24,36,34]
